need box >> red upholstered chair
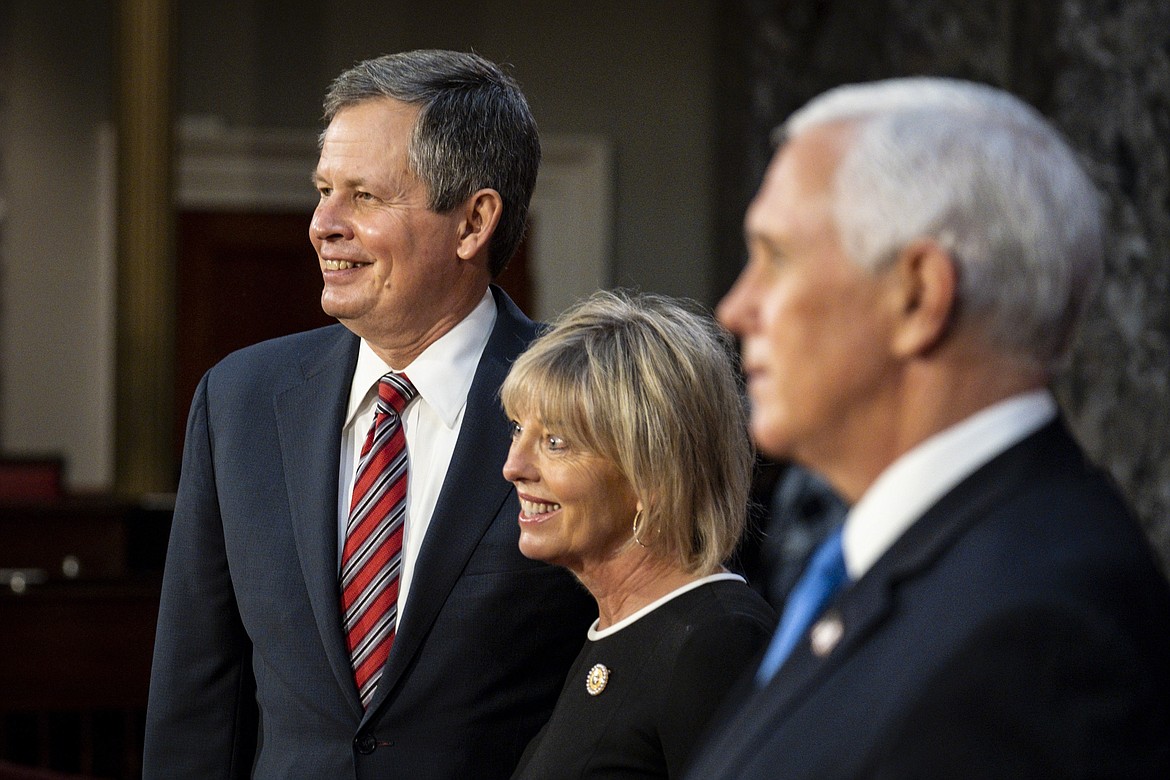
[0,458,63,502]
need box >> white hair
[779,77,1104,373]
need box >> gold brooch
[585,663,610,695]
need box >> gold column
[114,0,176,495]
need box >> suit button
[355,734,377,754]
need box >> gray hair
[501,290,754,575]
[323,50,540,277]
[779,77,1103,373]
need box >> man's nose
[310,198,353,243]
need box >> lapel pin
[586,663,610,695]
[810,610,844,657]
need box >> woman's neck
[577,549,703,629]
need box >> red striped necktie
[341,372,417,708]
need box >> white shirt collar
[344,289,496,430]
[841,389,1057,580]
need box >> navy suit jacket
[144,287,595,779]
[687,420,1170,779]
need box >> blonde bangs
[500,327,611,459]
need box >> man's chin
[319,294,361,325]
[750,428,793,463]
[323,307,368,337]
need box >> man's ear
[456,188,503,261]
[888,238,959,358]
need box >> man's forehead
[319,98,418,148]
[744,132,842,237]
[777,125,853,184]
[314,100,419,174]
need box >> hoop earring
[632,508,648,548]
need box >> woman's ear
[888,238,959,358]
[456,188,504,261]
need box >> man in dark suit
[143,50,594,778]
[687,78,1170,778]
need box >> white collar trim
[586,571,746,640]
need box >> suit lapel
[366,287,536,715]
[274,326,363,714]
[737,421,1072,746]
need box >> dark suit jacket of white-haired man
[686,77,1170,779]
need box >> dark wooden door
[175,210,332,459]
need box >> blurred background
[1,1,1167,777]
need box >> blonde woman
[503,290,774,779]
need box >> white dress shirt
[337,289,496,625]
[842,389,1058,580]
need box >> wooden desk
[0,581,161,710]
[0,499,169,778]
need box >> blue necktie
[755,525,849,686]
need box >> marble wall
[717,0,1170,572]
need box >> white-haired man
[687,78,1170,778]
